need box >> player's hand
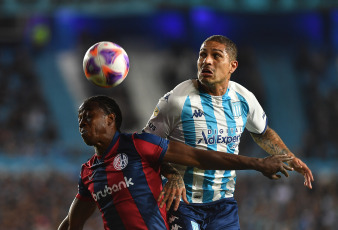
[157,173,189,211]
[260,155,294,180]
[288,157,314,189]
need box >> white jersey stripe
[200,92,217,202]
[236,92,248,134]
[181,95,195,203]
[220,94,237,197]
[222,99,236,154]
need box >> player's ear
[107,113,116,126]
[230,60,238,74]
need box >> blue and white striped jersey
[143,79,267,203]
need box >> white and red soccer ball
[83,41,129,88]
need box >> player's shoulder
[173,79,196,91]
[157,79,197,111]
[229,80,255,99]
[167,79,197,98]
[133,132,169,147]
[133,132,162,142]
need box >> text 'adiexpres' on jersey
[143,79,267,204]
[76,131,170,230]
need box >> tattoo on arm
[250,127,290,156]
[160,162,180,178]
[160,162,185,188]
[165,173,185,189]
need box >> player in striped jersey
[58,95,293,230]
[143,35,314,229]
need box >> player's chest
[181,97,248,127]
[82,155,148,196]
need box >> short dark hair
[82,95,122,131]
[203,35,238,61]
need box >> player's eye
[78,112,92,124]
[214,53,221,58]
[85,114,93,122]
[199,52,207,58]
[83,115,92,122]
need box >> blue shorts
[168,198,240,230]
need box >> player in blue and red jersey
[58,95,293,230]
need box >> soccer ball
[83,41,129,88]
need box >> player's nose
[202,54,213,65]
[79,118,86,128]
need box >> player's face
[197,41,238,92]
[78,102,110,146]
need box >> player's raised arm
[163,140,294,180]
[250,126,314,189]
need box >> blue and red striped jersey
[76,131,170,230]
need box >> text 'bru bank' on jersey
[76,131,170,230]
[144,79,267,204]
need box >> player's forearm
[160,162,180,179]
[250,126,293,156]
[165,141,265,171]
[194,149,265,171]
[165,140,291,174]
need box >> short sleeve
[132,132,169,164]
[143,91,181,138]
[245,92,268,134]
[76,172,92,200]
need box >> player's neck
[197,79,229,96]
[94,135,115,156]
[94,129,117,156]
[94,146,105,157]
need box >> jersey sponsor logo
[92,177,134,201]
[231,101,242,118]
[113,153,128,170]
[197,130,241,148]
[191,109,204,118]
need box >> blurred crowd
[236,173,337,230]
[0,171,103,230]
[0,171,335,230]
[0,46,59,156]
[294,45,338,159]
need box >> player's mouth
[80,129,88,135]
[201,68,213,77]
